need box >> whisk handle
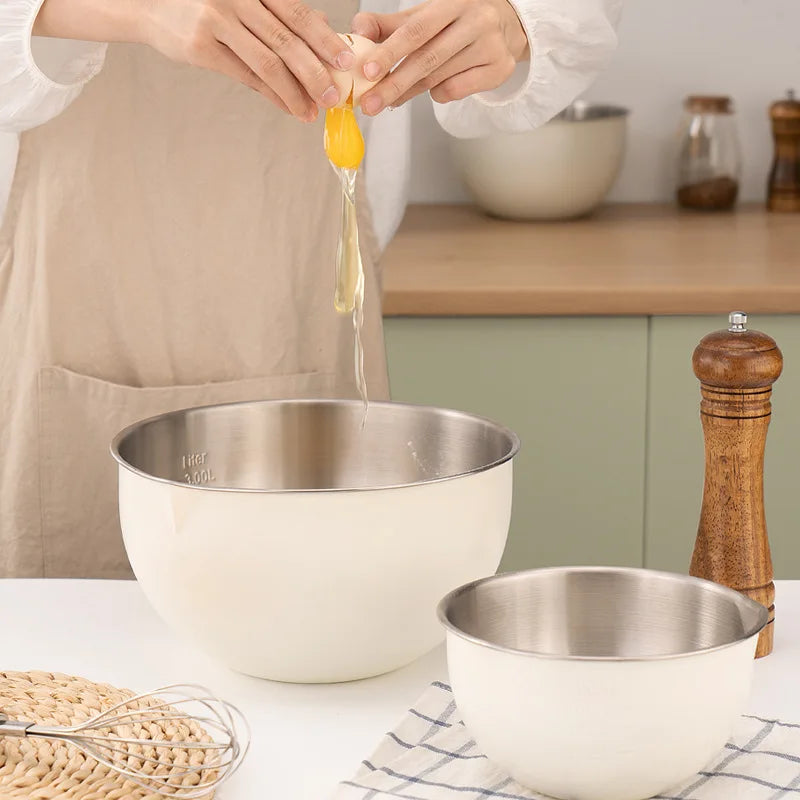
[0,715,34,738]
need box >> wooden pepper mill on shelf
[690,312,783,658]
[767,89,800,212]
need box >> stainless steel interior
[111,399,520,492]
[554,102,629,122]
[439,567,769,659]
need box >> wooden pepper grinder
[690,312,783,658]
[767,89,800,212]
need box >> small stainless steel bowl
[111,399,519,683]
[439,566,767,660]
[438,567,768,800]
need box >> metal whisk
[0,683,250,798]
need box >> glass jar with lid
[676,95,741,210]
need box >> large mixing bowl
[111,399,519,683]
[450,102,628,220]
[438,567,768,800]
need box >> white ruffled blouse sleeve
[0,0,106,133]
[433,0,623,138]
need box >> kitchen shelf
[380,203,800,316]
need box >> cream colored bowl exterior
[119,460,512,683]
[447,629,759,800]
[450,116,627,220]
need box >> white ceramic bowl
[450,103,628,220]
[438,567,768,800]
[111,399,519,684]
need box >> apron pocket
[38,365,337,579]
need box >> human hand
[351,0,529,115]
[142,0,356,120]
[34,0,356,120]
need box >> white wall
[409,0,800,204]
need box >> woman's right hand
[143,0,355,119]
[34,0,355,121]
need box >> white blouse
[0,0,622,250]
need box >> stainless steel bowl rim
[437,566,769,662]
[552,103,629,122]
[110,398,521,494]
[453,103,629,138]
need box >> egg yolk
[324,94,365,170]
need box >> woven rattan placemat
[0,671,214,798]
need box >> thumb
[350,9,412,42]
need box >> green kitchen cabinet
[644,315,800,578]
[384,314,800,576]
[383,317,649,571]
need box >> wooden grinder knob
[690,312,783,658]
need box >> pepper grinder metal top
[690,312,783,658]
[728,311,747,331]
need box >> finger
[360,0,457,84]
[210,42,290,113]
[350,9,412,42]
[267,0,355,70]
[430,60,514,103]
[218,23,316,119]
[313,8,329,25]
[391,41,482,107]
[360,19,475,114]
[387,83,427,107]
[242,4,340,107]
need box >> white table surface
[2,579,800,798]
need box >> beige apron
[0,3,389,578]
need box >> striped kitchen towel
[333,681,800,799]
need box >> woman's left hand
[351,0,529,115]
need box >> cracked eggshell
[331,33,379,108]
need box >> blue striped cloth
[334,681,800,799]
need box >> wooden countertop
[380,203,800,316]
